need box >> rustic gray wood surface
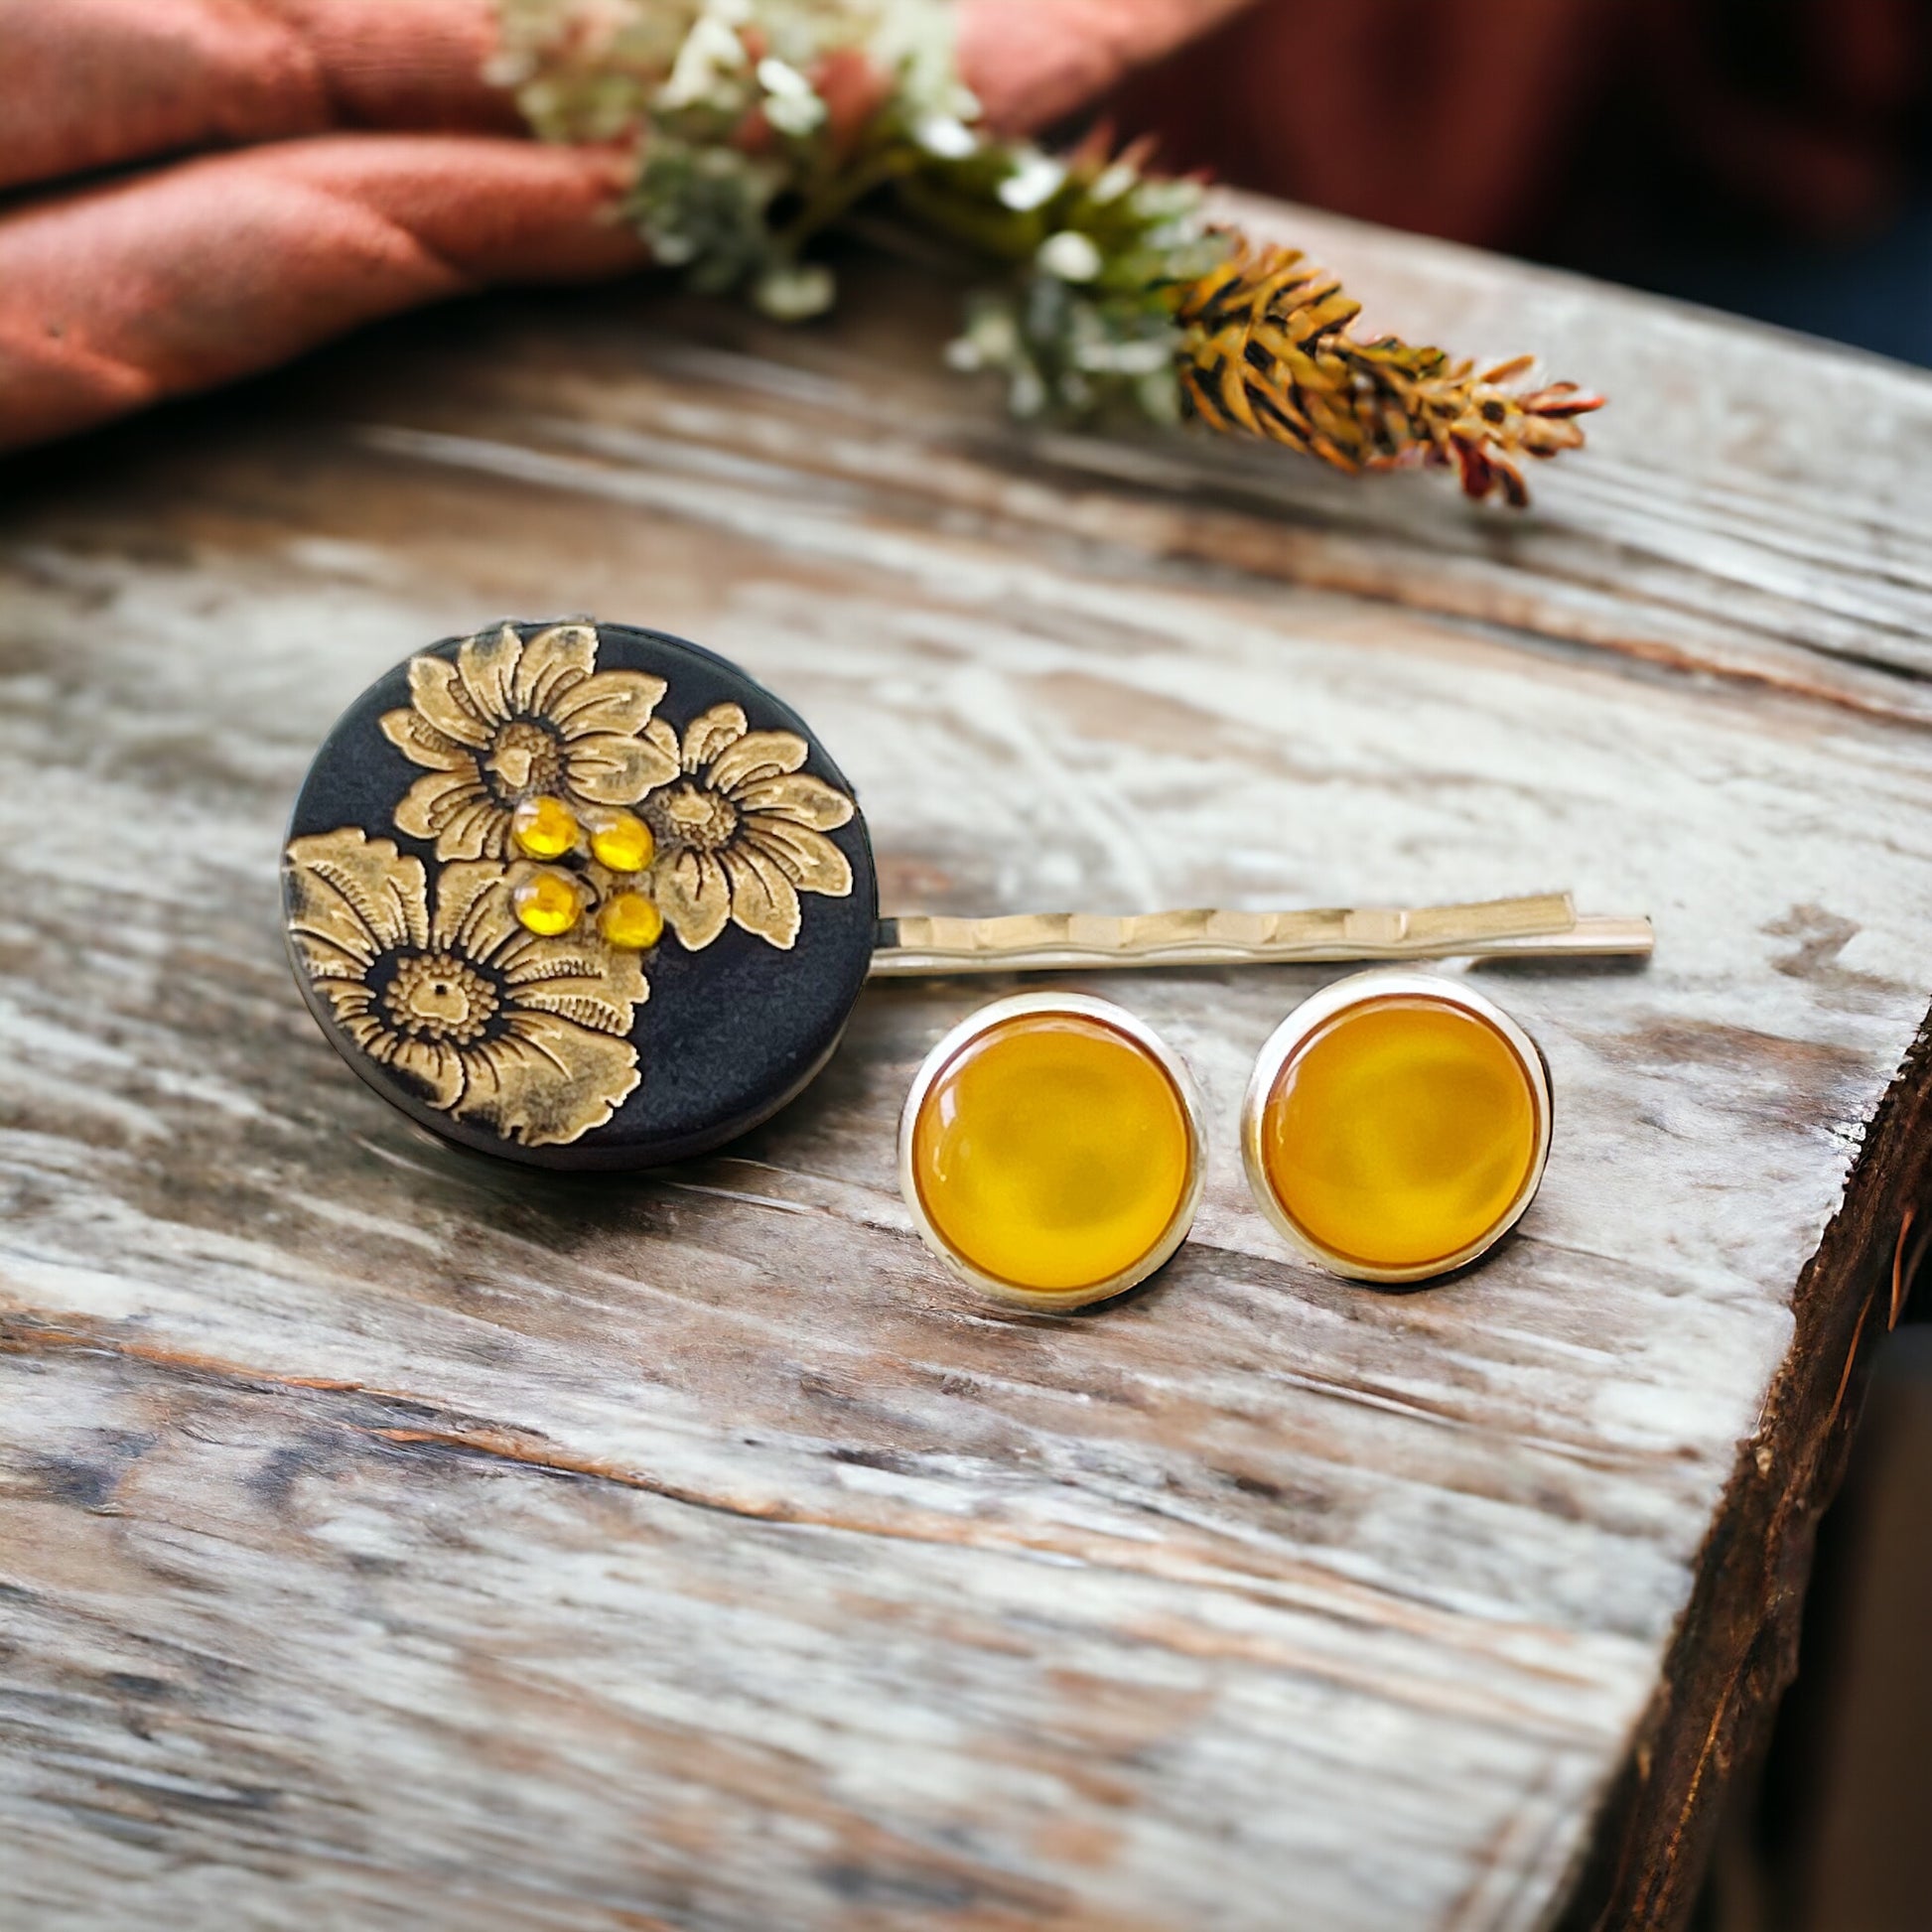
[5,196,1932,1931]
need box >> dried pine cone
[1174,244,1604,505]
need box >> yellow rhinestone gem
[513,869,581,937]
[512,794,580,861]
[588,811,655,874]
[598,891,663,950]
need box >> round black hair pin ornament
[285,617,1654,1176]
[284,618,879,1170]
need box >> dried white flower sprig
[490,0,1601,504]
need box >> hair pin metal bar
[870,893,1653,977]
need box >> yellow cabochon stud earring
[898,993,1205,1311]
[1241,969,1552,1284]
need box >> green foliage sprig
[490,0,1600,503]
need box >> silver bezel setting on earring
[1239,967,1553,1284]
[897,991,1207,1311]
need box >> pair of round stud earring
[898,969,1552,1307]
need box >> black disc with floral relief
[283,619,878,1170]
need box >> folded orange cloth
[1,0,1242,454]
[0,135,644,451]
[0,0,517,193]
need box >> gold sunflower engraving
[285,827,648,1147]
[380,621,680,861]
[638,702,855,950]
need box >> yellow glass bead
[909,1012,1193,1296]
[588,811,655,874]
[598,891,663,950]
[1258,995,1538,1274]
[512,794,580,861]
[512,869,581,937]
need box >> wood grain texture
[4,197,1932,1930]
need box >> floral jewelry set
[285,619,1652,1306]
[284,9,1636,1305]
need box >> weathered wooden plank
[3,209,1931,1930]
